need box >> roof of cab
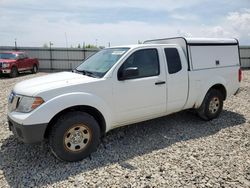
[110,43,178,49]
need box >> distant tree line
[42,40,143,49]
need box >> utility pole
[83,42,86,60]
[14,38,17,50]
[95,39,98,47]
[49,41,53,71]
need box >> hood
[0,59,16,63]
[13,72,98,96]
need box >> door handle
[155,81,166,85]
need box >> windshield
[76,48,129,78]
[0,53,17,60]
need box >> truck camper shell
[144,37,240,71]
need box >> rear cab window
[164,48,182,74]
[17,54,25,60]
[22,53,28,58]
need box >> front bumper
[8,116,47,143]
[0,69,11,74]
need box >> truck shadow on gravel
[0,110,246,187]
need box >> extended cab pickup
[0,51,39,77]
[7,37,241,161]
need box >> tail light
[238,68,242,82]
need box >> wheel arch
[44,105,106,138]
[197,84,225,120]
[195,78,227,109]
[197,83,227,108]
[206,84,227,100]
[207,84,227,100]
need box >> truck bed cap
[144,37,238,45]
[184,37,238,44]
[144,37,239,71]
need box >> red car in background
[0,51,39,78]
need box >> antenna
[65,32,69,48]
[65,32,70,69]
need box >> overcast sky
[0,0,250,47]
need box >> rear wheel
[49,111,101,162]
[10,66,18,78]
[32,64,38,74]
[197,89,223,120]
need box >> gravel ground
[0,71,249,188]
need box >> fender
[21,92,113,131]
[195,75,227,108]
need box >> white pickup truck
[7,37,241,162]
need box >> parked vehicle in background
[0,51,39,78]
[7,37,241,162]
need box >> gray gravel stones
[0,71,249,187]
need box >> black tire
[10,66,18,78]
[48,111,101,162]
[197,89,223,121]
[31,64,38,74]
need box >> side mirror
[118,67,139,80]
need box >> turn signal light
[31,97,44,110]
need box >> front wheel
[10,66,18,78]
[49,111,101,162]
[197,89,224,120]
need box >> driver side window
[18,54,25,60]
[118,48,160,79]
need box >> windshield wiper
[74,69,99,78]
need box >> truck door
[113,48,167,124]
[163,47,189,113]
[16,54,27,71]
[22,53,31,70]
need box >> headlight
[2,63,10,68]
[16,96,44,113]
